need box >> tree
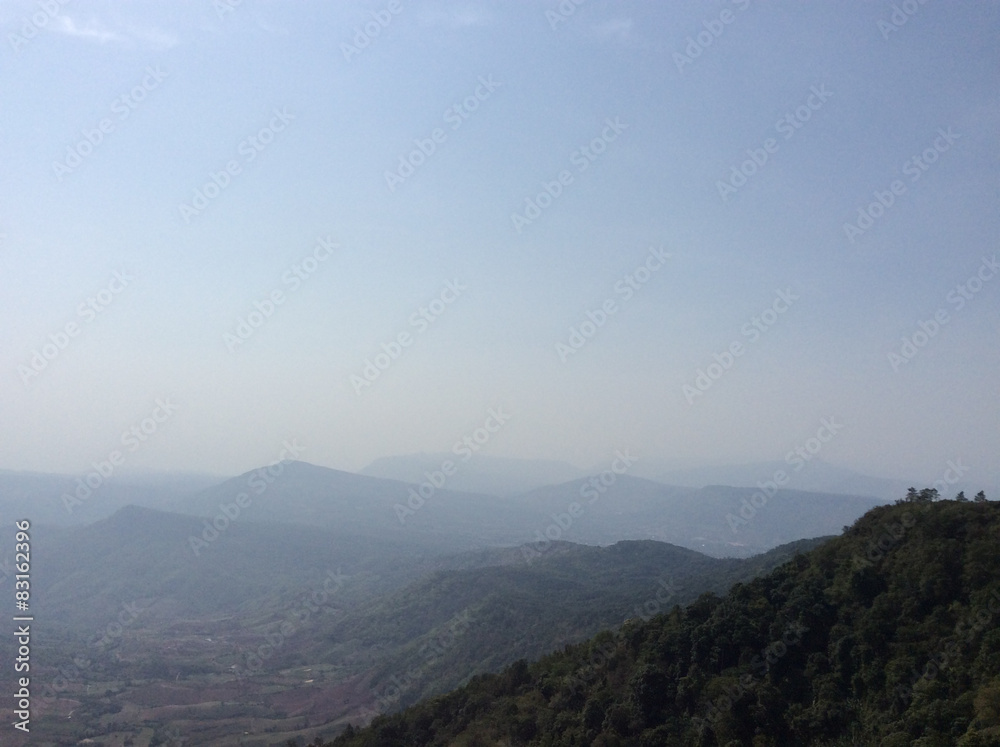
[975,491,988,503]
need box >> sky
[1,0,998,487]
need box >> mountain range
[325,498,1000,746]
[0,502,830,746]
[0,458,979,745]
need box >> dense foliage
[321,495,1000,746]
[336,538,829,711]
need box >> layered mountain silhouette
[324,498,1000,746]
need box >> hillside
[321,537,830,713]
[326,495,1000,746]
[11,505,446,632]
[0,503,830,746]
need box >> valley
[0,459,877,745]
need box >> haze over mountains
[0,468,221,528]
[0,453,986,746]
[0,457,892,555]
[361,452,997,504]
[0,454,909,745]
[647,459,997,504]
[328,499,1000,746]
[3,1,997,745]
[4,454,992,543]
[360,453,587,497]
[0,453,991,745]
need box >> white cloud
[51,14,178,49]
[52,16,122,43]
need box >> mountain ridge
[325,496,1000,746]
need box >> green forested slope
[323,493,1000,746]
[324,538,828,712]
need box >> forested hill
[323,494,1000,746]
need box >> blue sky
[1,0,998,487]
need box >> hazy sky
[2,1,998,486]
